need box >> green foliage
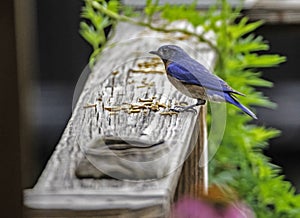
[234,35,269,53]
[161,2,205,26]
[80,0,300,216]
[80,0,120,66]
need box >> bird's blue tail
[224,93,257,119]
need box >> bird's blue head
[149,45,188,63]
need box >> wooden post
[174,104,208,200]
[199,105,208,195]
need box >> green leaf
[144,0,159,16]
[229,18,264,39]
[234,35,269,53]
[227,54,286,69]
[107,0,120,13]
[121,5,140,17]
[80,22,103,49]
[161,3,205,27]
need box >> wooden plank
[123,0,258,9]
[253,0,300,10]
[246,0,300,23]
[24,21,215,217]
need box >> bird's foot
[197,99,206,106]
[170,105,197,114]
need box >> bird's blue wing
[166,62,201,86]
[167,61,242,95]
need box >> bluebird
[149,45,257,119]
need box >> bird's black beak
[149,50,159,56]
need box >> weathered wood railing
[24,22,215,217]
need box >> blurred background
[24,0,92,187]
[9,0,300,193]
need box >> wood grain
[24,21,215,217]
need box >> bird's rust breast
[164,60,172,71]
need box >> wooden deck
[24,22,215,217]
